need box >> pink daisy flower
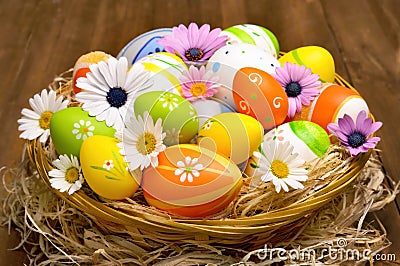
[327,111,382,156]
[273,62,321,118]
[179,65,219,102]
[158,22,227,63]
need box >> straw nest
[1,70,399,265]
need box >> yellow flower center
[39,111,53,129]
[65,167,79,183]
[190,83,207,97]
[137,132,157,155]
[270,160,289,179]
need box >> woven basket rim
[25,70,372,243]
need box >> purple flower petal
[338,115,355,135]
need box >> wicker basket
[25,71,372,250]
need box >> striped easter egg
[291,84,369,133]
[279,46,335,83]
[142,144,243,218]
[135,52,188,96]
[221,24,280,58]
[245,121,330,178]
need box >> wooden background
[0,0,398,264]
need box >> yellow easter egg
[80,135,139,200]
[279,46,335,83]
[197,112,264,165]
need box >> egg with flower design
[50,107,116,158]
[80,135,140,200]
[134,91,199,146]
[141,144,242,218]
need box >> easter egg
[117,28,172,65]
[50,107,116,158]
[134,91,199,146]
[221,24,280,58]
[72,51,111,94]
[197,112,264,165]
[279,46,335,83]
[141,144,242,218]
[192,99,234,130]
[80,135,139,200]
[245,121,330,178]
[291,84,369,132]
[232,67,289,130]
[207,43,281,110]
[136,52,188,96]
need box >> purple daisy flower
[327,110,382,156]
[273,62,322,118]
[158,22,227,63]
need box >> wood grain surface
[0,0,398,264]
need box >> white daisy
[75,56,151,131]
[174,156,203,183]
[48,154,84,195]
[72,120,95,140]
[118,112,166,171]
[253,141,308,193]
[18,89,69,143]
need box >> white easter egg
[192,99,234,129]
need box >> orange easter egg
[141,144,242,218]
[72,51,111,94]
[291,84,369,132]
[232,67,289,130]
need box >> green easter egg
[134,91,199,146]
[50,107,116,158]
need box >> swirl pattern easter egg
[291,84,369,132]
[232,67,289,130]
[279,46,335,83]
[80,135,140,200]
[134,91,199,146]
[135,52,188,96]
[50,107,116,158]
[245,121,330,178]
[206,43,281,110]
[117,28,172,65]
[221,24,280,58]
[197,112,264,165]
[141,144,242,218]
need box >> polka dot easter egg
[290,83,369,133]
[232,67,289,130]
[117,28,172,65]
[279,46,335,83]
[206,43,281,110]
[221,24,280,58]
[197,112,264,165]
[133,91,199,146]
[141,144,242,218]
[80,135,140,200]
[135,52,188,96]
[50,107,116,158]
